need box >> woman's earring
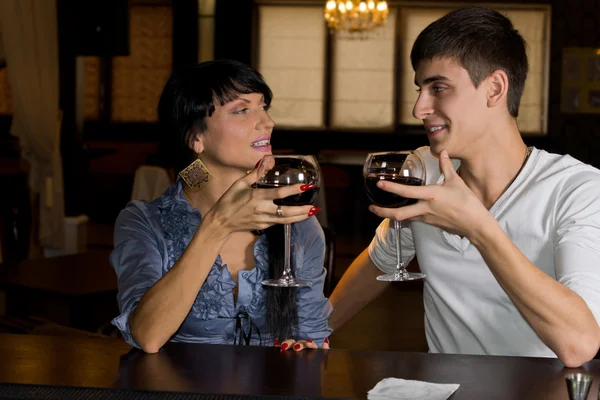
[179,156,211,191]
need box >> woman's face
[195,92,274,173]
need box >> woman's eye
[233,108,249,115]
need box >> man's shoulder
[526,150,600,216]
[531,149,600,186]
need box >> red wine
[364,174,423,208]
[253,183,319,206]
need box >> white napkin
[368,377,460,400]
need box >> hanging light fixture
[324,0,389,37]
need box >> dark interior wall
[546,0,600,166]
[215,0,600,167]
[30,0,600,224]
[0,0,597,162]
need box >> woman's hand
[275,337,330,351]
[203,167,318,237]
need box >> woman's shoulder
[113,186,178,242]
[112,201,162,248]
[116,181,180,225]
[116,200,159,226]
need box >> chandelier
[324,1,389,36]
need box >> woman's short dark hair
[156,60,273,172]
[410,6,528,118]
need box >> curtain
[0,25,5,67]
[0,0,64,249]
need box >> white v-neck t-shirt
[369,146,600,357]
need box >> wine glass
[363,150,427,281]
[255,155,321,288]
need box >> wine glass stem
[393,220,406,276]
[282,223,292,280]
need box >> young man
[329,6,600,368]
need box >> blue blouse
[110,179,333,348]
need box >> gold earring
[179,156,211,192]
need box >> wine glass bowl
[255,155,321,288]
[363,151,426,282]
[255,156,320,207]
[364,151,425,208]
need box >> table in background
[0,250,118,332]
[0,333,598,399]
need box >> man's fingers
[375,179,431,201]
[369,201,428,221]
[438,149,457,181]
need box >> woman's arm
[128,211,228,353]
[111,204,228,353]
[116,171,316,353]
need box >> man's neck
[457,122,529,210]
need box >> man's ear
[486,69,509,109]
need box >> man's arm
[329,249,391,331]
[370,150,600,367]
[471,215,600,368]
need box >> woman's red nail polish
[280,343,289,351]
[308,207,321,217]
[273,339,280,347]
[307,339,314,344]
[324,337,330,344]
[300,184,315,191]
[293,344,302,351]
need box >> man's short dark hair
[410,6,528,118]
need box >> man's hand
[368,149,491,239]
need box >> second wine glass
[255,155,321,288]
[363,150,426,282]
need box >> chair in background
[96,320,122,339]
[314,186,328,228]
[0,315,107,339]
[323,227,336,297]
[131,165,172,202]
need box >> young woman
[111,60,331,353]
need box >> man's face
[412,56,490,158]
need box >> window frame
[253,0,551,136]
